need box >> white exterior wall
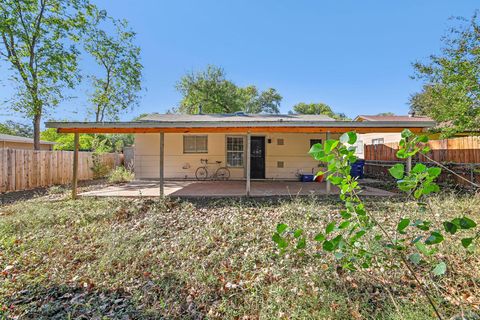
[134,132,340,180]
[355,132,402,159]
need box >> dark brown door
[250,136,265,179]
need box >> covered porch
[45,114,434,199]
[79,179,395,198]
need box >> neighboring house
[353,114,434,158]
[0,133,55,150]
[46,113,435,184]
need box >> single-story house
[46,112,435,197]
[0,133,55,150]
[353,114,434,158]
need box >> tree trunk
[33,113,41,150]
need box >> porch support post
[246,132,251,197]
[72,132,79,199]
[326,131,331,195]
[159,132,164,197]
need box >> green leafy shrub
[272,129,478,319]
[108,166,134,184]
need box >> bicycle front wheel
[195,167,208,180]
[215,167,230,180]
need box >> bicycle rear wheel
[195,167,208,180]
[215,167,230,180]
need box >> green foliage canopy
[291,102,349,120]
[0,0,94,149]
[176,65,282,114]
[0,120,34,137]
[85,12,143,122]
[412,13,480,136]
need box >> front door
[250,136,265,179]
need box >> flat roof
[355,115,434,122]
[140,113,335,122]
[0,133,55,145]
[45,113,436,134]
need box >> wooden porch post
[326,131,331,195]
[159,132,164,197]
[246,132,251,197]
[72,132,79,199]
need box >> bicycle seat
[216,161,222,164]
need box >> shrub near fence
[364,136,480,188]
[0,149,122,193]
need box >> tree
[291,102,349,120]
[41,128,94,151]
[412,13,480,136]
[0,0,93,149]
[409,85,438,117]
[375,112,395,116]
[85,13,142,122]
[176,65,282,114]
[0,120,33,137]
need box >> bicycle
[195,159,231,181]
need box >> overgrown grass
[107,166,134,184]
[0,193,479,319]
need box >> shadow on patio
[79,180,395,198]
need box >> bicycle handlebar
[200,159,222,165]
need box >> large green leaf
[388,163,405,179]
[412,163,426,173]
[340,132,357,145]
[296,237,306,249]
[425,231,444,245]
[272,233,288,248]
[322,240,334,251]
[432,261,447,276]
[397,218,410,233]
[325,222,336,234]
[324,140,339,153]
[314,233,325,242]
[461,237,473,248]
[401,129,413,138]
[443,221,458,234]
[459,217,477,229]
[276,223,288,234]
[427,167,442,179]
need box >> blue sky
[1,0,479,125]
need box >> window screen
[226,136,244,167]
[183,135,208,153]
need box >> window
[183,135,208,153]
[226,136,244,167]
[372,138,384,145]
[277,161,284,168]
[277,138,284,145]
[310,139,322,148]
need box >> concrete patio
[79,180,395,198]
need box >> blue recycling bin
[350,159,365,179]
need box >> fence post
[246,132,251,197]
[159,132,164,197]
[72,133,79,199]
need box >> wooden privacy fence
[364,136,480,188]
[0,149,122,193]
[364,136,480,163]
